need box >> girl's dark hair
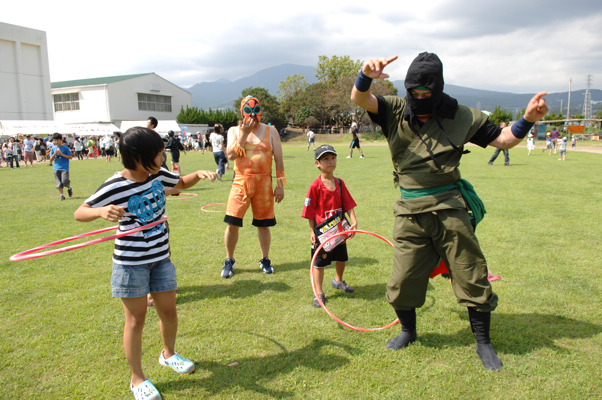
[214,124,223,134]
[120,127,165,171]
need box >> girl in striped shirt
[75,127,216,400]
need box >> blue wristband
[355,70,373,92]
[511,116,534,139]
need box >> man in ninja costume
[220,96,286,278]
[350,53,548,371]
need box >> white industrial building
[0,22,53,120]
[51,73,192,127]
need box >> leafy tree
[572,114,585,119]
[315,55,362,84]
[487,105,513,126]
[233,87,286,130]
[597,105,602,119]
[543,111,564,127]
[278,74,308,121]
[176,106,238,128]
[515,108,526,121]
[303,116,320,128]
[294,107,312,126]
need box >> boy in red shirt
[302,145,358,307]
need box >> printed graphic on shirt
[128,180,167,238]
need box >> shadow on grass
[277,256,380,273]
[419,311,601,355]
[159,338,356,398]
[177,280,292,303]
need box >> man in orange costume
[221,96,286,278]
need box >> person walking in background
[527,133,535,155]
[488,122,510,166]
[8,137,21,169]
[571,135,577,150]
[49,133,73,201]
[558,137,568,161]
[165,130,186,175]
[542,132,552,155]
[73,137,84,160]
[104,134,115,162]
[307,129,316,151]
[203,130,212,154]
[23,134,35,167]
[211,124,226,182]
[347,122,365,158]
[549,128,559,154]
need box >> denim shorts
[111,257,177,298]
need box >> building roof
[51,73,153,89]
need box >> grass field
[1,142,601,399]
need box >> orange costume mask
[240,96,262,123]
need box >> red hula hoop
[9,216,168,262]
[201,203,227,213]
[166,192,198,200]
[310,229,400,332]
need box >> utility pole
[558,99,563,117]
[567,78,571,120]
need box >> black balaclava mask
[402,52,467,170]
[404,52,444,119]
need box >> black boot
[468,307,502,371]
[386,309,417,350]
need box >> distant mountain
[186,64,318,110]
[392,80,602,116]
[186,64,602,116]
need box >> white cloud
[3,0,601,93]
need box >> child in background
[543,132,552,155]
[49,133,73,201]
[527,133,535,155]
[74,127,216,400]
[302,144,358,307]
[571,135,577,150]
[558,137,568,161]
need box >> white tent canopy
[0,121,121,137]
[119,120,181,138]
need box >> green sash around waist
[400,179,486,228]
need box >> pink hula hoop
[166,192,198,200]
[310,229,400,332]
[201,203,227,213]
[9,216,168,262]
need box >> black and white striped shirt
[85,168,180,265]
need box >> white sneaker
[346,156,352,158]
[360,155,365,158]
[130,378,161,400]
[159,350,195,374]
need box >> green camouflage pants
[386,208,498,312]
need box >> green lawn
[1,144,601,399]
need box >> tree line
[177,55,398,131]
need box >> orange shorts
[224,173,276,227]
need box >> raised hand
[524,92,549,123]
[362,56,399,79]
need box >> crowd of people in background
[0,132,124,169]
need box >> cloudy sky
[4,0,602,94]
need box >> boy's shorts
[111,257,177,298]
[54,170,70,188]
[312,242,348,268]
[560,150,566,156]
[350,140,361,149]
